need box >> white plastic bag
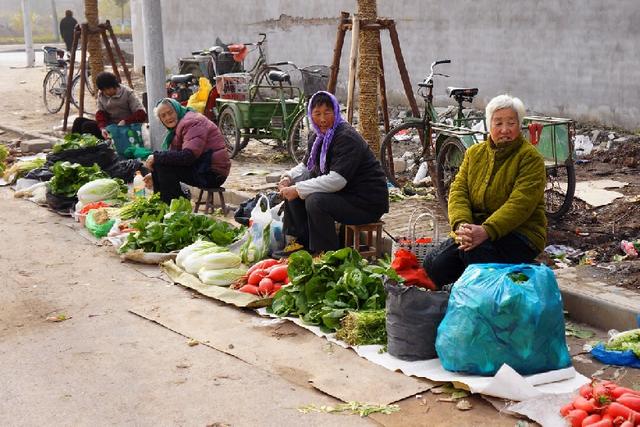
[269,201,285,256]
[239,195,273,264]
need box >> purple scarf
[306,91,343,174]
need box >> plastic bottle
[133,171,146,198]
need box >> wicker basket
[391,208,440,264]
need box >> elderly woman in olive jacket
[424,94,547,289]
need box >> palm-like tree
[356,0,380,155]
[85,0,104,88]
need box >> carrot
[567,409,589,427]
[561,403,575,416]
[267,265,288,282]
[603,402,640,422]
[616,394,640,412]
[238,284,259,295]
[581,414,601,426]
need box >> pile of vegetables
[270,248,389,331]
[2,157,46,184]
[77,178,128,204]
[335,310,387,346]
[560,380,640,426]
[234,258,289,298]
[0,144,9,174]
[176,240,246,286]
[118,197,244,253]
[52,133,101,154]
[118,193,168,220]
[48,161,107,197]
[605,329,640,357]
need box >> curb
[0,124,60,143]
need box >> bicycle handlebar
[421,59,451,85]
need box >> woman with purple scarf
[278,91,389,253]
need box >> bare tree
[356,0,380,155]
[85,0,104,87]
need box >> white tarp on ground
[568,179,627,207]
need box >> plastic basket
[391,208,440,264]
[300,65,330,97]
[214,52,243,75]
[43,46,64,66]
[216,73,252,101]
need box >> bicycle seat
[447,87,479,102]
[169,73,195,84]
[268,70,290,83]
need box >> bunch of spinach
[118,197,245,253]
[270,248,393,332]
[52,133,101,154]
[118,193,168,220]
[48,161,108,197]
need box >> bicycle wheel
[379,122,429,188]
[545,159,576,220]
[287,113,311,163]
[254,66,294,101]
[435,137,466,212]
[218,108,241,158]
[71,75,96,115]
[43,69,66,114]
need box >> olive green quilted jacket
[447,135,547,252]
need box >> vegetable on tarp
[0,144,9,174]
[48,161,108,197]
[2,157,47,183]
[53,133,101,154]
[118,193,167,220]
[335,310,387,346]
[184,251,241,274]
[198,267,247,286]
[77,178,127,204]
[176,239,221,269]
[605,328,640,357]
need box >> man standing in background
[59,10,78,52]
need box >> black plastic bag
[46,189,77,213]
[104,158,143,183]
[45,142,118,170]
[24,167,54,182]
[385,279,449,361]
[234,191,282,226]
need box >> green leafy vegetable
[48,161,108,197]
[53,133,102,153]
[335,310,387,346]
[0,144,9,174]
[2,157,46,183]
[605,328,640,357]
[270,248,390,332]
[298,401,400,417]
[118,193,168,220]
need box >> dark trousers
[71,117,102,139]
[424,233,539,289]
[152,163,226,204]
[283,193,382,253]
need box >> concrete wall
[130,0,640,130]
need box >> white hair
[153,99,173,119]
[485,94,526,130]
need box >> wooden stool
[193,187,227,214]
[344,222,384,258]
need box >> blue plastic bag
[590,343,640,368]
[105,123,145,157]
[435,263,571,376]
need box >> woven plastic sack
[435,263,571,376]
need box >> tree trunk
[85,0,103,87]
[356,0,380,156]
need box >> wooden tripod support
[327,12,421,133]
[63,20,133,131]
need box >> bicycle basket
[214,52,243,76]
[44,46,64,66]
[215,73,252,101]
[300,65,330,97]
[178,55,215,80]
[391,208,441,264]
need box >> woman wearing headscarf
[423,94,547,289]
[145,98,231,203]
[278,91,389,253]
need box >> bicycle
[42,46,96,115]
[380,59,576,220]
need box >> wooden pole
[346,14,359,124]
[106,20,133,88]
[79,23,89,117]
[376,35,389,133]
[328,12,349,94]
[63,25,80,131]
[100,26,121,82]
[388,21,420,118]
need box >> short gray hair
[153,98,173,119]
[485,94,526,130]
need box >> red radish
[582,419,611,427]
[267,265,288,282]
[248,269,268,285]
[603,402,640,421]
[618,421,633,427]
[574,396,597,413]
[610,387,640,399]
[581,414,601,426]
[616,394,640,412]
[566,409,589,427]
[258,277,274,295]
[238,284,259,295]
[284,276,290,284]
[247,259,279,276]
[580,385,594,399]
[560,403,575,416]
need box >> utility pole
[21,0,35,67]
[51,0,60,41]
[141,0,166,150]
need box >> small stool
[344,222,384,259]
[194,187,227,215]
